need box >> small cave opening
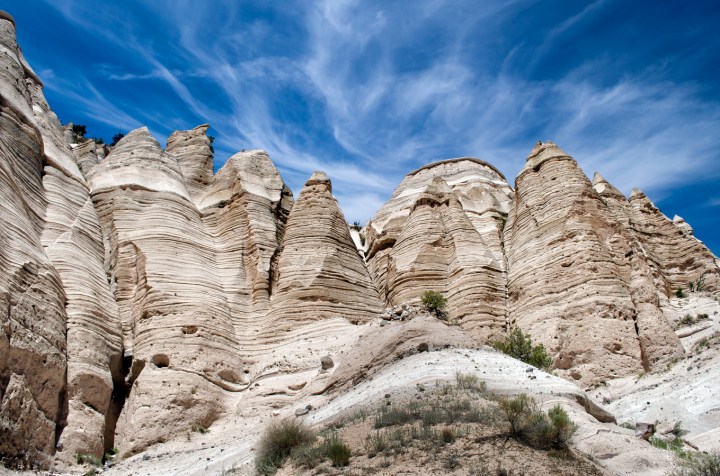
[152,354,170,368]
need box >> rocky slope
[1,10,720,474]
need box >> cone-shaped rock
[166,124,214,202]
[72,139,102,176]
[199,149,293,349]
[506,142,650,384]
[365,158,512,342]
[627,189,720,294]
[266,171,382,333]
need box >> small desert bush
[256,418,315,474]
[75,453,101,466]
[290,444,324,469]
[190,422,208,434]
[650,436,691,459]
[532,405,578,449]
[676,288,686,298]
[493,328,552,370]
[441,427,455,443]
[498,395,576,449]
[322,433,351,467]
[455,371,487,393]
[669,451,720,476]
[364,430,387,457]
[678,314,710,328]
[422,290,447,317]
[498,394,536,437]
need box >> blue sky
[8,0,720,253]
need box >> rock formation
[1,9,720,472]
[166,124,214,202]
[364,158,513,342]
[265,171,382,334]
[504,142,684,385]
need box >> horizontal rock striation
[365,158,512,342]
[265,171,383,335]
[504,143,685,385]
[626,189,720,295]
[166,124,214,202]
[1,8,720,471]
[88,127,245,455]
[1,11,122,468]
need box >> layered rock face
[87,128,245,455]
[504,142,684,385]
[265,172,383,335]
[365,158,513,342]
[0,11,122,468]
[166,124,214,202]
[626,189,720,294]
[2,8,720,470]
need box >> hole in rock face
[181,325,198,335]
[152,354,170,368]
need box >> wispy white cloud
[28,0,720,232]
[43,76,141,132]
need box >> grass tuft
[256,418,315,475]
[669,451,720,476]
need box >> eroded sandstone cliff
[364,158,513,342]
[1,9,719,471]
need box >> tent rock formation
[1,11,719,469]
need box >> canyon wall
[1,10,719,469]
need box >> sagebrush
[493,328,553,370]
[498,394,576,449]
[256,418,315,474]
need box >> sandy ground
[93,347,674,476]
[590,294,720,452]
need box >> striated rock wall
[265,172,382,335]
[504,143,685,385]
[0,11,122,468]
[365,158,512,342]
[88,128,246,455]
[166,124,214,202]
[626,189,720,294]
[2,8,720,470]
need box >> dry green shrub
[669,451,720,476]
[441,427,456,443]
[256,418,315,474]
[498,394,536,437]
[499,395,577,449]
[422,290,448,318]
[322,433,351,467]
[455,371,487,393]
[493,328,552,370]
[529,405,577,449]
[364,431,387,457]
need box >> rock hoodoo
[265,171,383,334]
[504,142,685,385]
[364,158,512,342]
